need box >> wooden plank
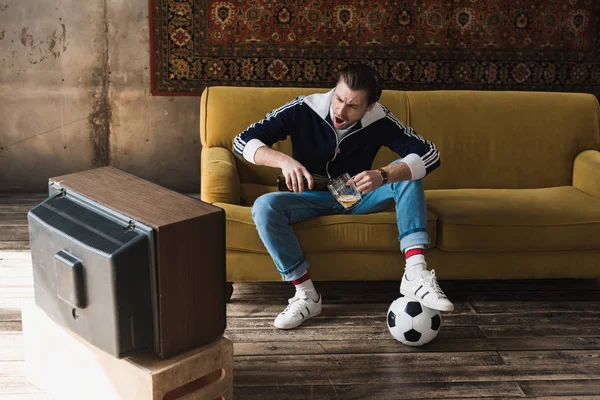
[499,350,600,366]
[0,309,21,322]
[225,325,484,343]
[481,324,600,338]
[234,352,505,370]
[0,322,22,334]
[0,194,47,204]
[0,213,28,224]
[472,301,600,313]
[0,226,29,242]
[518,379,600,396]
[233,381,524,400]
[0,242,29,250]
[0,205,36,213]
[233,341,328,356]
[320,337,600,354]
[232,364,600,387]
[233,337,600,356]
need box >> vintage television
[27,167,226,359]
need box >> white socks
[404,245,427,280]
[293,274,320,302]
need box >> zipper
[324,121,367,179]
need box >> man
[233,64,453,330]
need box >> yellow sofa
[200,87,600,281]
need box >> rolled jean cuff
[399,230,430,253]
[280,257,310,281]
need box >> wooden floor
[2,193,600,399]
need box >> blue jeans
[251,168,430,281]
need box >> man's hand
[280,159,313,192]
[254,147,313,192]
[353,170,383,194]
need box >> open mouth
[334,116,345,127]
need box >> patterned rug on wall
[149,0,600,98]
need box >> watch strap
[377,168,388,184]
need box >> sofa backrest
[201,87,600,190]
[406,91,600,189]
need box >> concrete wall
[0,0,201,193]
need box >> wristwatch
[377,168,388,184]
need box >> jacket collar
[304,88,387,129]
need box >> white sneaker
[274,293,322,329]
[400,269,454,312]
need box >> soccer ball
[386,296,442,346]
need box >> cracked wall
[0,0,201,192]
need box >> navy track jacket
[233,89,440,180]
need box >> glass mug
[327,172,362,210]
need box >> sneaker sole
[274,310,322,330]
[400,288,454,312]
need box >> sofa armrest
[201,146,241,205]
[573,149,600,199]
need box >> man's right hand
[254,147,313,193]
[280,159,313,193]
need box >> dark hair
[337,64,382,106]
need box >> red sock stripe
[405,248,425,259]
[292,273,311,285]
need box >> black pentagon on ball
[404,328,422,342]
[404,300,423,317]
[387,310,396,328]
[431,314,441,331]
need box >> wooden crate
[22,302,232,400]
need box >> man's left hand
[353,170,383,194]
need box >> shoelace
[282,295,311,316]
[423,270,448,299]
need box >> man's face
[331,80,375,129]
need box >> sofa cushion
[426,186,600,252]
[215,202,437,254]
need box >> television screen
[28,187,157,358]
